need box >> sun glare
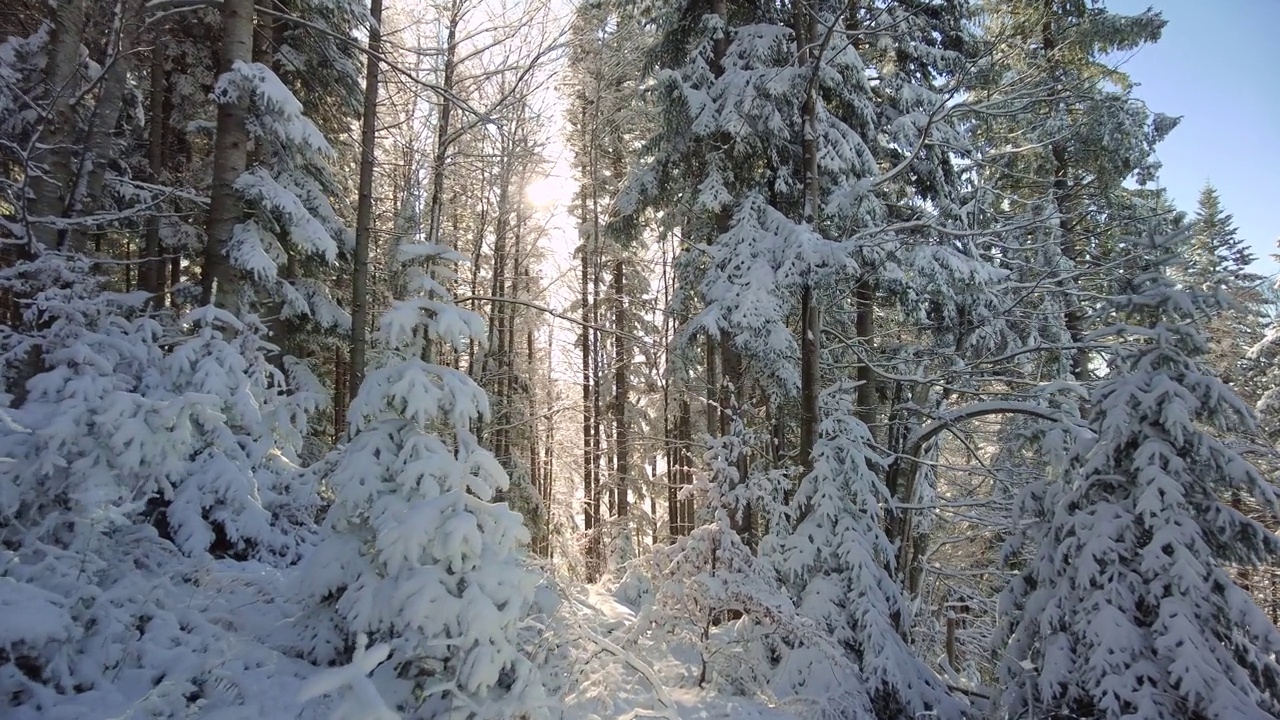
[525,175,573,209]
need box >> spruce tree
[299,242,545,718]
[1185,182,1259,290]
[998,230,1280,720]
[1181,182,1268,398]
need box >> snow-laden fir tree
[299,241,545,719]
[997,230,1280,719]
[770,384,967,720]
[648,410,868,716]
[213,58,352,333]
[974,0,1176,382]
[157,305,324,561]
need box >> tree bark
[349,0,384,402]
[612,256,629,520]
[28,0,87,251]
[143,42,168,305]
[1040,0,1088,382]
[201,0,255,311]
[854,281,877,429]
[68,0,146,250]
[795,0,823,471]
[580,222,599,577]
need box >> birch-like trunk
[28,0,87,251]
[201,0,254,312]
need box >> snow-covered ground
[548,582,801,720]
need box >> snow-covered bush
[0,255,324,717]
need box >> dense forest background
[2,0,1280,718]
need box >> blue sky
[1109,0,1279,276]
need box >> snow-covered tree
[211,57,352,338]
[974,0,1176,382]
[300,241,545,718]
[770,385,967,720]
[157,305,323,561]
[997,230,1280,719]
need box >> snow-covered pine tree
[997,229,1280,719]
[157,305,323,561]
[649,410,867,714]
[951,1,1184,655]
[973,0,1175,382]
[212,56,352,341]
[770,384,967,720]
[299,240,545,718]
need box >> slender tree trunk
[676,396,693,535]
[1040,1,1088,382]
[349,0,384,402]
[202,0,255,311]
[855,281,876,430]
[68,0,146,250]
[486,143,514,468]
[424,6,460,253]
[419,4,462,365]
[795,0,823,471]
[143,42,168,305]
[704,335,718,436]
[661,227,688,540]
[799,282,821,462]
[580,222,599,578]
[612,256,629,520]
[28,0,88,251]
[333,346,347,442]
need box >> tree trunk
[1040,1,1088,382]
[855,280,876,431]
[28,0,87,250]
[798,284,821,467]
[580,221,599,578]
[486,141,514,469]
[349,0,384,403]
[143,42,168,306]
[419,3,462,365]
[795,0,822,472]
[333,346,347,442]
[424,5,460,253]
[68,0,146,250]
[612,256,629,520]
[675,396,694,535]
[202,0,255,312]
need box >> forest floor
[553,581,801,720]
